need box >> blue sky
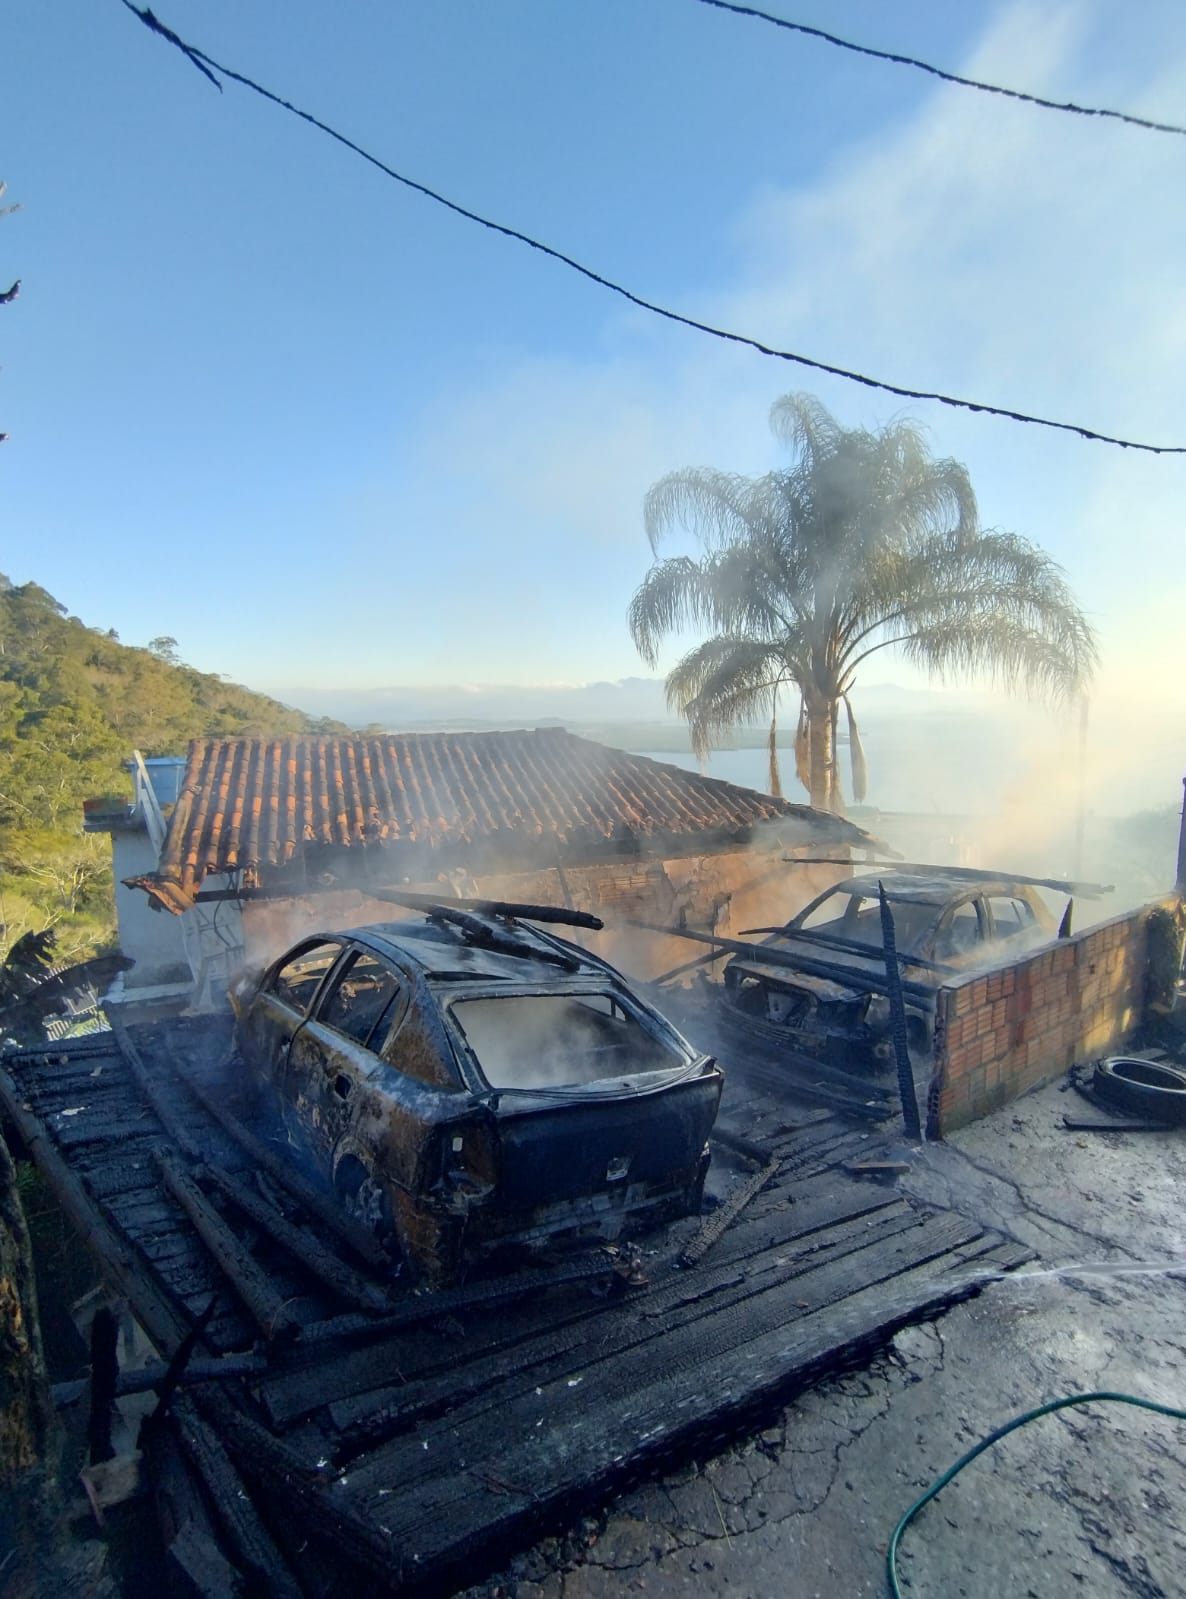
[4,0,1186,740]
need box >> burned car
[230,900,722,1283]
[722,871,1055,1069]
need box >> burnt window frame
[442,982,691,1097]
[312,946,407,1051]
[985,894,1038,941]
[267,938,348,1017]
[791,886,863,934]
[930,896,989,961]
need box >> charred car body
[723,871,1055,1070]
[231,901,722,1283]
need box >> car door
[287,945,406,1168]
[241,938,346,1099]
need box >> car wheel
[334,1154,399,1250]
[1092,1056,1186,1125]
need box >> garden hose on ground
[887,1390,1186,1597]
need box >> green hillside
[0,576,345,963]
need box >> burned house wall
[178,874,246,1010]
[238,847,847,985]
[929,901,1173,1134]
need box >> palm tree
[629,393,1097,813]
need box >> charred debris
[0,888,1043,1596]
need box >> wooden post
[879,882,922,1142]
[86,1307,119,1465]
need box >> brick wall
[928,903,1169,1135]
[240,848,847,984]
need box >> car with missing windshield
[722,870,1056,1070]
[230,899,723,1284]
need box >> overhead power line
[695,0,1186,140]
[117,2,1186,457]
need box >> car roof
[819,872,1031,908]
[317,915,614,985]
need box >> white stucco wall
[110,829,189,987]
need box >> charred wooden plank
[351,1236,1030,1590]
[171,1058,392,1271]
[15,1065,128,1099]
[329,1199,917,1462]
[155,1150,299,1344]
[353,1208,977,1489]
[342,1216,995,1527]
[66,1158,159,1201]
[0,1061,189,1353]
[50,1115,159,1151]
[142,1417,246,1599]
[53,1353,268,1408]
[628,920,936,1000]
[192,1387,406,1591]
[173,1396,306,1599]
[269,1180,904,1432]
[678,1159,780,1268]
[1,1036,121,1066]
[333,1201,925,1474]
[294,1252,619,1353]
[107,1010,202,1160]
[197,1161,393,1315]
[710,1124,778,1165]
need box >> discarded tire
[1092,1056,1186,1125]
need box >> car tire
[334,1154,400,1253]
[1091,1056,1186,1125]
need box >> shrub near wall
[928,900,1179,1136]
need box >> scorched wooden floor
[0,1012,1028,1595]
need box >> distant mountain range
[267,676,969,734]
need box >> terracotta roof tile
[129,730,871,909]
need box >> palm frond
[844,695,868,803]
[631,392,1095,813]
[643,468,779,555]
[663,637,787,759]
[627,557,718,668]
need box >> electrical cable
[116,2,1186,457]
[695,1,1186,141]
[887,1389,1186,1597]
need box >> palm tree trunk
[767,701,782,797]
[828,699,846,815]
[805,692,833,810]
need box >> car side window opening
[933,901,984,960]
[271,942,343,1013]
[799,891,859,931]
[795,891,932,951]
[987,896,1035,940]
[317,950,402,1047]
[450,993,682,1091]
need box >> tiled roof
[127,730,872,910]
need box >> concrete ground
[466,1082,1186,1599]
